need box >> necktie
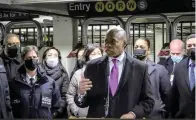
[190,63,195,91]
[30,78,34,86]
[109,59,119,96]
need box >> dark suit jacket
[158,56,187,75]
[75,53,154,118]
[146,60,171,118]
[170,57,195,118]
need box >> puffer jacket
[66,67,89,117]
[10,65,61,119]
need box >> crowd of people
[0,26,195,119]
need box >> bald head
[105,26,126,57]
[170,39,184,56]
[106,26,127,43]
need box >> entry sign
[68,0,195,17]
[0,11,39,21]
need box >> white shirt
[108,52,125,83]
[26,73,37,85]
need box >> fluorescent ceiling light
[33,15,53,23]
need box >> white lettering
[10,13,15,17]
[85,4,91,12]
[69,3,75,11]
[69,3,91,12]
[3,13,8,18]
[75,4,79,11]
[140,1,145,9]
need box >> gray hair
[4,33,19,45]
[187,34,196,40]
[21,45,38,59]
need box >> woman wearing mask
[70,47,85,79]
[66,44,103,118]
[42,47,70,118]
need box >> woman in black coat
[42,47,70,118]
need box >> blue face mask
[171,56,183,63]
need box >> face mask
[89,55,101,60]
[46,57,59,68]
[25,59,38,71]
[133,49,146,60]
[171,56,183,63]
[187,48,195,60]
[6,45,20,58]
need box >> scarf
[44,64,62,81]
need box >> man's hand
[120,112,136,119]
[78,77,92,95]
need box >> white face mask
[46,57,59,68]
[89,55,102,60]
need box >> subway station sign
[0,11,39,21]
[68,0,195,17]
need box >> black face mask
[133,49,146,60]
[25,59,38,71]
[6,45,20,58]
[187,48,195,60]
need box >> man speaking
[74,26,154,118]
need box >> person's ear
[147,48,151,55]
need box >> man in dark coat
[0,57,13,119]
[158,39,187,85]
[1,34,22,118]
[170,34,195,118]
[74,27,154,118]
[0,33,21,82]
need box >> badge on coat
[41,94,51,108]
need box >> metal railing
[5,20,43,48]
[82,17,124,46]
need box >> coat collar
[14,64,48,86]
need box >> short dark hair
[21,45,38,60]
[42,47,68,73]
[136,38,151,49]
[82,44,103,62]
[42,47,62,60]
